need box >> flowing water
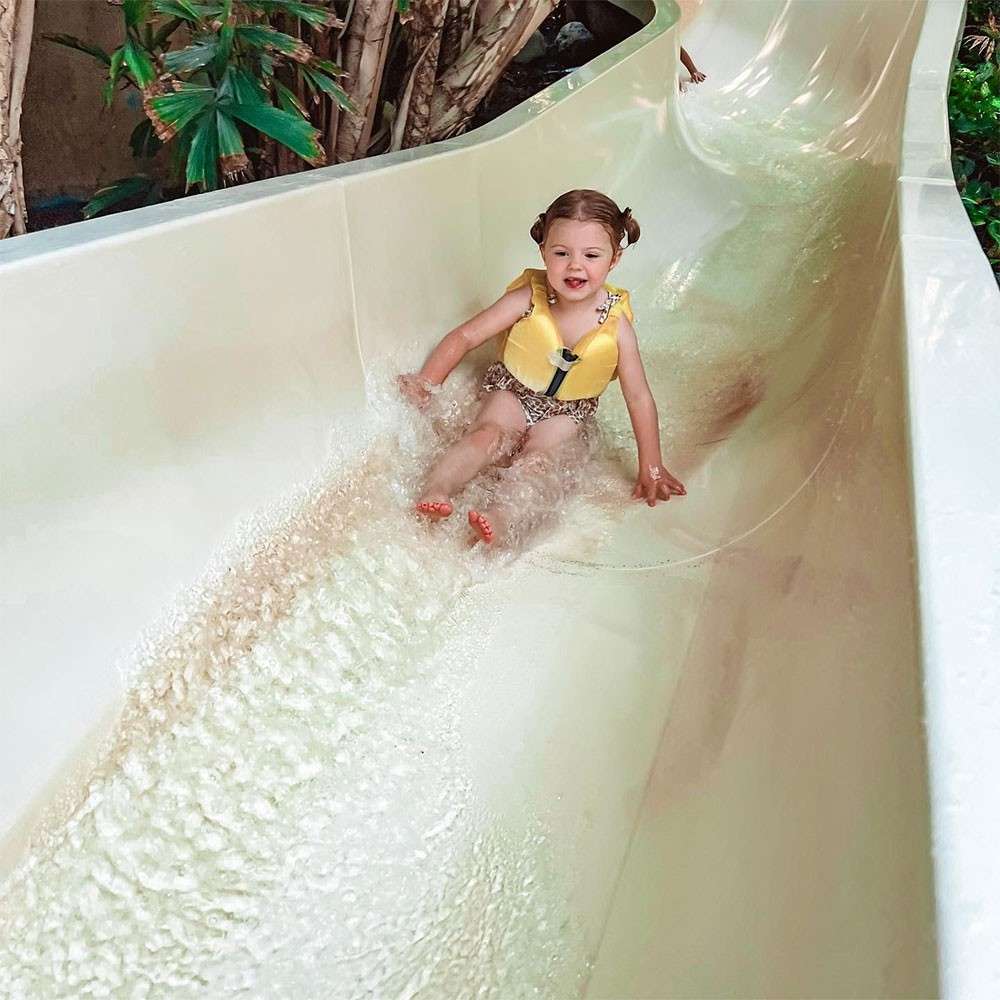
[0,86,891,998]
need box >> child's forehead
[546,218,612,245]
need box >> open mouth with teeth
[564,277,587,289]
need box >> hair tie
[621,206,632,222]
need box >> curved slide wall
[1,0,997,996]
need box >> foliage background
[43,0,565,220]
[950,0,1000,285]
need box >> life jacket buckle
[544,348,580,397]
[548,349,579,372]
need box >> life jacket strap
[544,348,580,397]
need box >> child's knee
[469,420,515,458]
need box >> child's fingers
[397,376,431,409]
[663,471,685,494]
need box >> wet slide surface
[1,2,944,997]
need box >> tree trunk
[427,0,558,141]
[391,0,447,151]
[473,0,505,34]
[439,0,476,72]
[0,0,35,238]
[334,0,396,163]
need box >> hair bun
[620,205,640,246]
[529,211,547,246]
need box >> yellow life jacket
[499,268,633,401]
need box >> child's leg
[468,415,582,544]
[416,390,526,519]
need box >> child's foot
[467,509,494,545]
[415,498,453,520]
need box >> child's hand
[690,68,707,84]
[632,462,686,507]
[397,373,435,409]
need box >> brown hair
[529,189,640,252]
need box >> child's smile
[541,218,620,305]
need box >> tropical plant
[47,0,562,220]
[950,0,1000,284]
[47,0,356,216]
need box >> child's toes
[467,510,494,544]
[416,500,453,520]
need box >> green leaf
[987,219,1000,247]
[215,110,245,157]
[167,124,193,184]
[212,0,236,78]
[148,84,216,132]
[153,0,202,21]
[301,65,355,112]
[965,179,991,200]
[249,1,336,30]
[273,79,306,115]
[123,0,152,29]
[235,25,312,61]
[123,36,157,88]
[218,65,268,104]
[43,34,112,66]
[975,62,994,83]
[186,110,220,189]
[83,175,156,218]
[311,57,346,77]
[214,111,250,178]
[129,118,163,158]
[965,203,990,225]
[228,102,323,163]
[164,37,218,73]
[102,48,128,107]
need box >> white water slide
[2,1,998,996]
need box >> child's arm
[398,285,533,408]
[679,46,707,83]
[615,316,687,506]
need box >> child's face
[540,218,621,302]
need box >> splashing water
[0,89,893,998]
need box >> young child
[397,188,686,546]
